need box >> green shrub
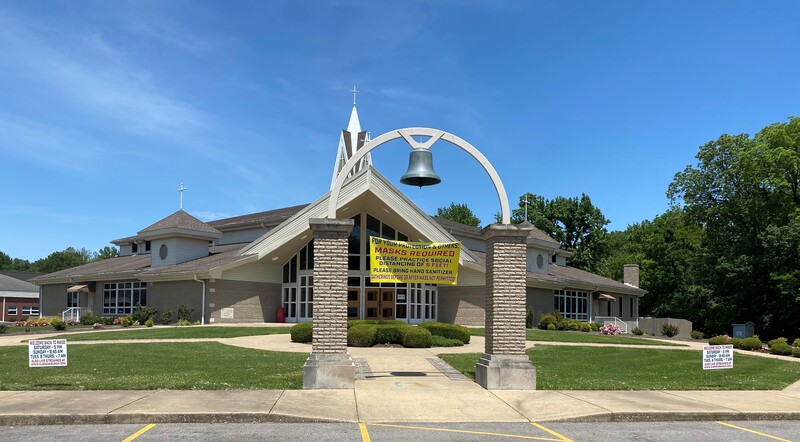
[401,327,431,348]
[101,316,115,326]
[768,337,788,348]
[50,318,66,331]
[155,310,173,325]
[177,304,195,322]
[348,324,377,347]
[375,324,408,344]
[556,319,571,331]
[631,327,645,336]
[690,331,704,340]
[546,323,556,331]
[0,323,8,334]
[538,314,558,330]
[121,316,133,327]
[708,335,729,345]
[661,323,680,337]
[431,335,464,347]
[177,319,191,326]
[290,322,313,343]
[794,347,800,358]
[729,337,742,349]
[771,343,793,356]
[589,322,601,331]
[79,312,102,326]
[145,319,154,327]
[347,319,378,328]
[739,337,763,351]
[418,322,470,344]
[131,303,158,324]
[580,323,592,333]
[793,338,800,347]
[525,308,535,329]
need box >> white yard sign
[702,344,733,370]
[28,339,68,367]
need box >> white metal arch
[328,127,511,224]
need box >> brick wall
[209,279,280,323]
[438,285,485,326]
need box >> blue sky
[1,1,799,262]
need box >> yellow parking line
[359,422,371,442]
[717,421,792,442]
[368,422,562,440]
[531,422,574,442]
[122,423,156,442]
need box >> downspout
[2,297,5,322]
[193,274,206,325]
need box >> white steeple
[330,86,372,189]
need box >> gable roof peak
[138,209,222,237]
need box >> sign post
[28,339,68,367]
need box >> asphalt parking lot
[2,420,798,441]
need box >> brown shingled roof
[138,210,221,235]
[208,204,309,230]
[32,254,152,283]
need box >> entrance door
[365,288,380,319]
[347,288,360,319]
[380,289,395,319]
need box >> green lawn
[0,342,307,390]
[468,327,685,347]
[39,326,292,341]
[440,346,800,390]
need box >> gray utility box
[732,321,755,338]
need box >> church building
[33,102,645,327]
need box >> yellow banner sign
[369,237,460,285]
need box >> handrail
[594,316,629,334]
[62,307,86,322]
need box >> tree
[30,247,90,273]
[0,251,10,270]
[512,193,610,271]
[96,246,119,261]
[436,203,481,227]
[667,118,800,338]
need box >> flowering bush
[113,316,126,325]
[66,319,78,326]
[599,323,622,336]
[92,323,103,329]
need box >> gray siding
[209,279,281,323]
[526,287,554,320]
[217,228,267,245]
[40,284,69,317]
[148,280,204,322]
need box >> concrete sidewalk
[1,331,800,425]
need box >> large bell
[400,148,442,187]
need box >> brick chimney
[623,264,639,288]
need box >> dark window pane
[348,277,360,287]
[396,304,407,319]
[145,241,151,252]
[290,256,297,282]
[348,307,358,318]
[348,255,360,270]
[308,240,314,269]
[382,308,393,318]
[382,224,395,240]
[365,277,378,287]
[348,224,360,254]
[283,262,289,283]
[367,308,377,318]
[132,243,138,253]
[366,214,380,240]
[367,291,377,301]
[398,232,408,242]
[348,290,359,301]
[300,246,307,270]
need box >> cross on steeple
[179,182,187,209]
[351,84,359,105]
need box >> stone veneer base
[475,353,536,390]
[302,353,356,389]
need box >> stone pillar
[303,218,355,389]
[475,222,537,390]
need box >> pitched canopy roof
[139,210,222,236]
